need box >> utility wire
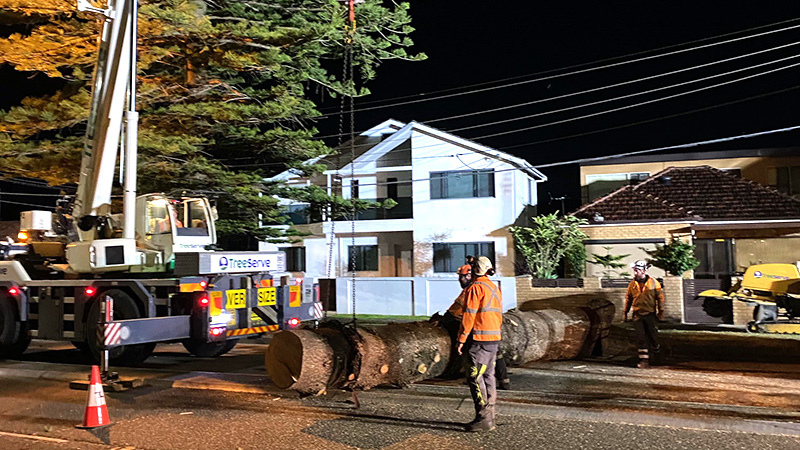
[427,40,800,125]
[0,199,56,209]
[227,78,800,171]
[315,20,800,122]
[535,124,800,168]
[318,16,800,112]
[503,84,800,149]
[270,60,800,158]
[289,125,800,190]
[468,59,800,139]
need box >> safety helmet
[629,260,650,271]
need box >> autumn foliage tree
[0,0,424,243]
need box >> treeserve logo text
[215,255,276,272]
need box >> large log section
[266,298,614,395]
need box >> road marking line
[0,431,69,443]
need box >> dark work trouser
[441,312,508,381]
[633,313,660,363]
[463,341,499,423]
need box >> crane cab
[135,194,217,271]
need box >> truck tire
[0,293,30,359]
[182,338,238,358]
[85,289,156,366]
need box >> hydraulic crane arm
[73,0,138,241]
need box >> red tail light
[84,286,96,296]
[7,287,19,296]
[210,327,225,337]
[198,296,210,307]
[287,317,300,328]
[200,280,207,288]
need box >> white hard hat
[629,260,650,270]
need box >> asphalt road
[0,335,799,449]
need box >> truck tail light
[287,317,300,328]
[7,287,19,296]
[210,327,225,337]
[198,295,210,307]
[84,286,96,296]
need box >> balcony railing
[281,197,412,225]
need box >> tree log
[266,299,614,395]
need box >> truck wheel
[182,339,238,358]
[0,294,30,359]
[85,289,156,366]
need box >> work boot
[637,360,650,369]
[498,378,511,390]
[466,419,496,432]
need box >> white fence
[334,277,517,316]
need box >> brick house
[572,165,800,279]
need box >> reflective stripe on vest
[473,281,501,313]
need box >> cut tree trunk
[266,298,614,395]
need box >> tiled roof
[573,166,800,223]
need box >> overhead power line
[316,20,800,122]
[468,59,800,139]
[288,125,800,190]
[0,199,56,210]
[535,124,800,168]
[318,16,800,113]
[289,61,800,157]
[503,84,800,149]
[427,40,800,125]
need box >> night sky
[316,2,800,213]
[4,2,800,215]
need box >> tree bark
[266,299,614,395]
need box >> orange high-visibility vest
[457,276,502,343]
[625,276,664,317]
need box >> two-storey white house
[266,119,546,279]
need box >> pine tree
[0,0,425,244]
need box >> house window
[351,180,360,199]
[284,247,306,272]
[433,242,495,273]
[721,168,742,178]
[585,172,650,202]
[430,170,495,199]
[776,166,800,196]
[348,245,378,271]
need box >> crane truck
[0,0,320,365]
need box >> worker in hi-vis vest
[438,264,510,390]
[624,260,665,369]
[457,256,502,432]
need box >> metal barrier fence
[333,277,518,316]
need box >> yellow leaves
[0,0,75,16]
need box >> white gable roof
[268,119,546,182]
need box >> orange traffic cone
[76,365,113,429]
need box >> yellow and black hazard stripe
[226,325,279,337]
